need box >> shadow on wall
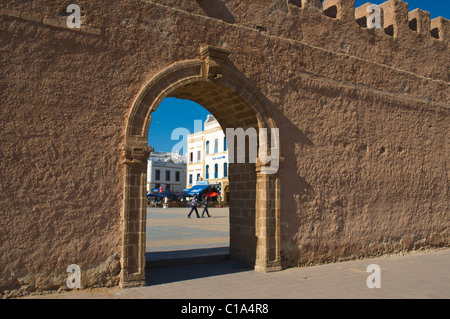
[196,0,235,23]
[220,61,315,268]
[271,103,315,268]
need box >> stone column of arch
[120,146,151,287]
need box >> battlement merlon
[408,8,430,36]
[430,16,449,42]
[379,0,409,38]
[323,0,355,20]
[354,2,374,28]
[301,0,323,11]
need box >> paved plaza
[146,207,229,253]
[22,207,450,299]
[146,207,230,267]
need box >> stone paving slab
[23,248,450,299]
[146,247,230,268]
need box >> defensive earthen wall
[0,0,448,297]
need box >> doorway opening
[145,97,231,268]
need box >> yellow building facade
[186,115,229,203]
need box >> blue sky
[355,0,448,19]
[148,98,211,153]
[148,1,448,153]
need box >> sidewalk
[25,247,450,299]
[22,207,450,299]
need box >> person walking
[187,194,200,218]
[201,196,211,218]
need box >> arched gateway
[121,45,282,287]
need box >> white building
[147,151,186,193]
[186,115,229,201]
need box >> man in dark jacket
[201,196,211,218]
[187,194,200,218]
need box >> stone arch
[121,46,281,288]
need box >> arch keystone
[200,45,231,80]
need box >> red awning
[204,191,220,197]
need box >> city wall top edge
[0,0,448,86]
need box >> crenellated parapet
[343,0,447,42]
[1,0,447,43]
[299,0,448,42]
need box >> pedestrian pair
[187,195,211,218]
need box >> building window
[197,150,201,162]
[165,170,170,181]
[206,141,209,155]
[175,171,180,182]
[223,163,228,178]
[206,165,209,180]
[190,152,193,163]
[197,173,200,181]
[189,174,193,185]
[214,138,218,153]
[214,163,218,179]
[155,169,160,181]
[224,136,227,151]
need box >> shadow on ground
[145,247,253,286]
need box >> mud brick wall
[0,0,448,296]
